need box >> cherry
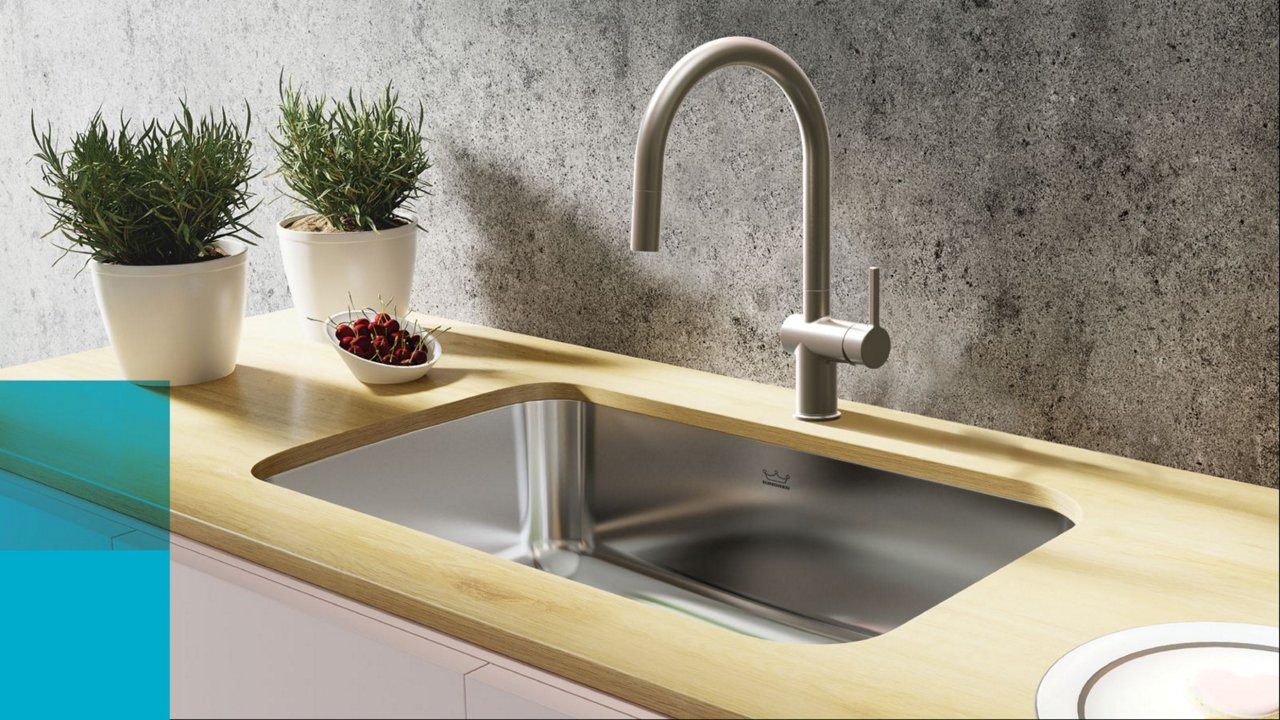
[330,310,447,369]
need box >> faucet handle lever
[868,266,880,327]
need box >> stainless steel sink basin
[267,399,1072,644]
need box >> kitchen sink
[266,399,1072,644]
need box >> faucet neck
[630,37,832,322]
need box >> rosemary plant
[32,102,260,266]
[273,78,433,232]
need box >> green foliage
[32,102,261,266]
[273,78,433,232]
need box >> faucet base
[793,345,841,421]
[795,410,841,422]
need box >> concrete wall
[1,1,1275,486]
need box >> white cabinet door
[171,540,484,718]
[464,664,633,719]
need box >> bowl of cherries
[322,309,446,385]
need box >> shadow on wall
[447,143,717,359]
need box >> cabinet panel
[465,664,631,719]
[463,654,667,719]
[171,536,663,719]
[171,541,482,719]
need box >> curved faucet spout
[629,37,889,422]
[630,36,831,322]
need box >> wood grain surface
[1,311,1275,718]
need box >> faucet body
[630,36,889,420]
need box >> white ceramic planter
[277,215,418,342]
[90,239,247,386]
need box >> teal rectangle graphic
[0,380,169,541]
[0,552,170,719]
[0,381,170,719]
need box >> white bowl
[323,310,442,385]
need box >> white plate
[1037,622,1279,719]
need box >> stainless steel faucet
[629,36,890,421]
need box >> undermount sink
[266,399,1072,644]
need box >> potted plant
[273,79,433,342]
[33,103,260,386]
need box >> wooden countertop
[2,310,1275,718]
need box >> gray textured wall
[1,1,1276,486]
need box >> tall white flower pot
[90,239,248,386]
[277,215,418,342]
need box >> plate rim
[1035,622,1280,719]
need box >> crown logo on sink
[762,470,791,485]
